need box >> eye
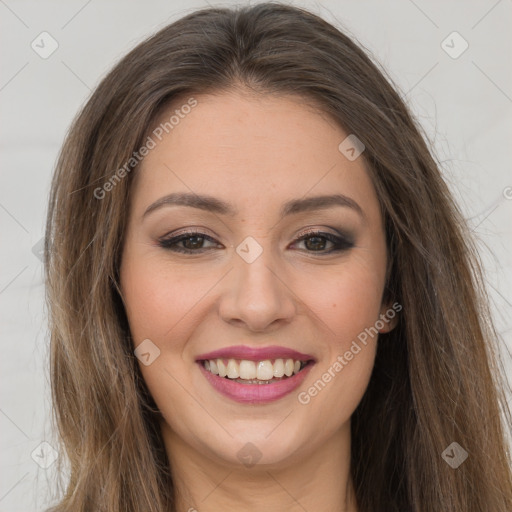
[157,231,221,254]
[291,230,354,254]
[158,228,354,255]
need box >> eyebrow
[142,192,365,220]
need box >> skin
[120,89,397,512]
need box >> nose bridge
[218,235,296,330]
[235,236,284,302]
[238,245,278,291]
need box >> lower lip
[198,362,314,404]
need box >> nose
[218,243,296,332]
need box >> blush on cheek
[318,282,383,343]
[123,264,201,342]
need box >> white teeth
[226,359,239,379]
[273,358,285,378]
[217,359,227,377]
[239,360,256,379]
[203,357,308,381]
[284,359,294,377]
[256,360,274,380]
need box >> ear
[377,301,401,333]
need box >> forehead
[132,90,380,220]
[149,89,342,157]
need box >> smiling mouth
[199,358,314,384]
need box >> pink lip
[198,361,314,404]
[196,345,315,362]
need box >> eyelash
[157,229,354,255]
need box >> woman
[44,3,512,511]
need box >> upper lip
[196,345,315,362]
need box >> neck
[162,421,358,512]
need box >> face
[120,90,394,469]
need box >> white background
[1,1,511,510]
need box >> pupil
[306,236,325,251]
[184,236,203,249]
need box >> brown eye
[181,235,206,250]
[158,232,220,253]
[303,235,329,251]
[293,231,354,254]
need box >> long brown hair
[44,3,512,511]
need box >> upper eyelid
[159,228,347,241]
[158,231,220,250]
[158,229,352,252]
[160,230,218,242]
[295,227,344,238]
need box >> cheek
[296,270,381,433]
[291,251,384,416]
[120,254,212,430]
[297,257,385,346]
[121,253,217,344]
